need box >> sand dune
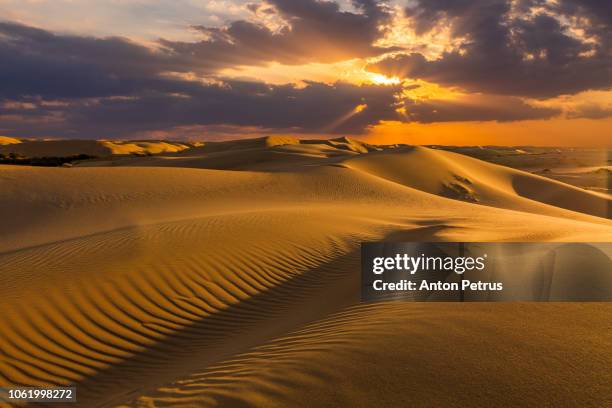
[344,146,611,220]
[122,303,612,408]
[78,141,610,219]
[0,139,190,157]
[0,136,21,145]
[0,138,611,407]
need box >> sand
[0,136,21,146]
[436,146,612,195]
[0,140,191,157]
[0,137,611,407]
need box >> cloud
[0,78,402,138]
[399,94,561,123]
[567,104,612,119]
[0,0,610,139]
[0,0,396,96]
[0,21,192,99]
[0,16,399,138]
[164,0,395,68]
[1,82,558,139]
[370,0,612,98]
[0,0,395,98]
[0,0,249,41]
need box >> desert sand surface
[0,139,191,157]
[0,137,21,146]
[438,145,612,195]
[1,137,611,407]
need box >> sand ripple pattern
[0,209,379,406]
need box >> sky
[0,0,611,145]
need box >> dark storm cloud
[165,0,395,67]
[370,0,612,98]
[65,80,401,137]
[399,95,560,123]
[552,0,612,30]
[0,21,192,99]
[0,17,400,137]
[1,80,401,138]
[2,82,558,138]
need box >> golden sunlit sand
[0,136,21,146]
[0,139,191,157]
[1,137,611,407]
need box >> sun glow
[322,103,369,132]
[365,72,401,86]
[352,103,368,113]
[219,60,404,87]
[400,79,464,101]
[365,117,612,147]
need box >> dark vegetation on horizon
[0,153,97,166]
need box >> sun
[352,103,368,113]
[365,72,401,85]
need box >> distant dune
[0,137,611,407]
[0,136,21,145]
[0,139,191,157]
